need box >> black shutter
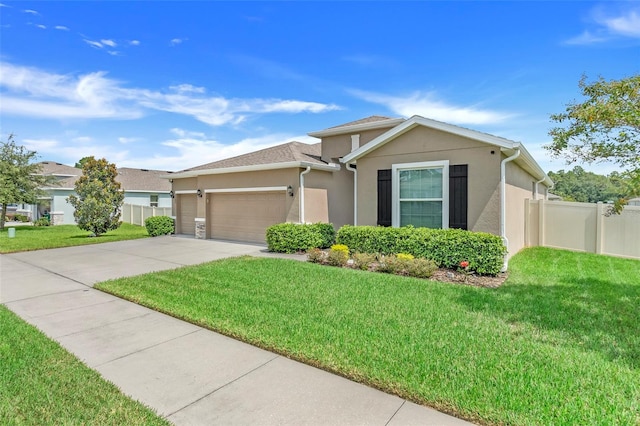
[377,169,392,226]
[449,165,468,230]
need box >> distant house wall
[123,192,171,208]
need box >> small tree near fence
[68,157,124,236]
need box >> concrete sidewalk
[1,236,473,425]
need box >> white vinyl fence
[121,204,172,226]
[525,199,640,260]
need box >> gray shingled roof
[184,141,324,172]
[327,115,395,129]
[117,168,171,191]
[37,161,171,192]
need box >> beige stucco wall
[303,188,329,223]
[320,127,395,163]
[505,160,549,256]
[304,168,354,228]
[354,125,502,234]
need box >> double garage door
[210,192,287,243]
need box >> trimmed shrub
[307,248,327,264]
[336,225,506,275]
[351,252,376,271]
[144,215,174,237]
[406,257,438,279]
[327,246,349,267]
[14,214,29,222]
[34,217,50,227]
[266,222,335,253]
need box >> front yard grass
[96,247,640,425]
[0,305,169,425]
[0,223,148,253]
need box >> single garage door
[179,194,197,235]
[210,192,286,243]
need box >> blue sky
[1,1,638,173]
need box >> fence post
[538,199,545,247]
[524,198,531,247]
[595,202,603,254]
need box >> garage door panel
[210,192,286,243]
[179,195,196,235]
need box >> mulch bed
[429,268,507,288]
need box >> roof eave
[168,161,340,179]
[307,118,405,138]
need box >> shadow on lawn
[458,275,640,369]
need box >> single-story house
[168,115,552,258]
[21,162,173,225]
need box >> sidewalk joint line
[385,400,406,426]
[165,354,280,418]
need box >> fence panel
[526,200,640,260]
[121,204,172,226]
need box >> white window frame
[150,194,159,207]
[392,160,449,229]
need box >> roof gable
[341,115,551,186]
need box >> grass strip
[0,223,148,253]
[96,247,640,425]
[0,305,169,425]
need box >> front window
[393,161,449,228]
[150,194,159,207]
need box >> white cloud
[0,62,341,125]
[84,39,103,49]
[0,3,11,7]
[24,137,131,165]
[101,39,117,47]
[71,136,92,143]
[564,30,609,45]
[129,40,140,46]
[350,89,510,125]
[107,51,120,56]
[601,10,640,37]
[565,7,640,44]
[169,84,206,94]
[36,24,46,30]
[170,38,185,46]
[125,131,309,170]
[23,9,39,15]
[118,137,140,144]
[55,25,69,31]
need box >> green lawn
[0,223,148,253]
[0,305,169,425]
[96,247,640,426]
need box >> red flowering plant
[458,260,474,281]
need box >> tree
[0,134,57,230]
[547,166,628,203]
[74,156,93,169]
[547,74,640,210]
[67,157,124,236]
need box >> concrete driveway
[1,236,473,425]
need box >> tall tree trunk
[0,202,7,231]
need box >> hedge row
[145,216,174,237]
[336,225,506,275]
[265,223,335,254]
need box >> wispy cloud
[84,39,104,49]
[170,38,186,46]
[350,89,510,125]
[0,62,341,125]
[101,39,117,47]
[36,24,46,30]
[0,3,11,8]
[129,40,140,46]
[118,137,140,144]
[565,6,640,45]
[23,9,39,15]
[55,25,69,31]
[23,137,131,166]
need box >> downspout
[500,147,521,272]
[534,176,546,200]
[346,163,357,225]
[299,166,311,224]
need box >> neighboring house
[169,115,552,258]
[22,162,172,225]
[628,198,640,207]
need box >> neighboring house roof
[37,161,171,192]
[117,168,171,192]
[340,115,553,187]
[308,115,405,138]
[170,141,340,178]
